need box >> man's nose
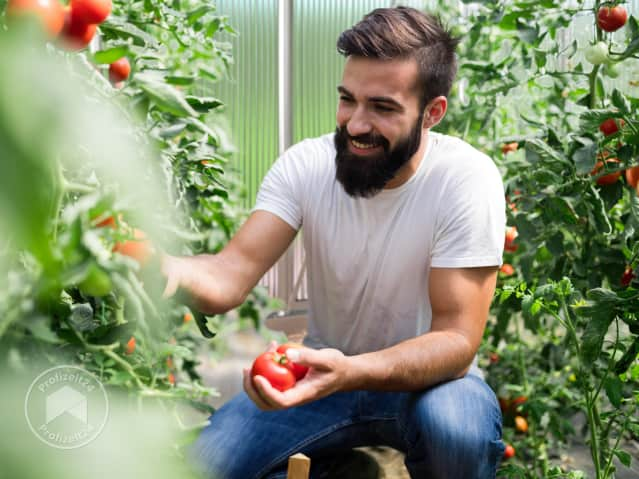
[346,108,373,137]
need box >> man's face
[334,56,425,198]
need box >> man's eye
[339,96,354,103]
[375,104,394,112]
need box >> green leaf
[610,89,630,113]
[613,449,632,468]
[614,337,639,375]
[165,76,195,86]
[603,375,623,408]
[185,96,224,113]
[574,142,597,175]
[136,74,198,117]
[580,310,614,364]
[93,46,129,64]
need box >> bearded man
[162,6,506,478]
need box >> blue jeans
[188,372,505,479]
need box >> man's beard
[334,114,424,198]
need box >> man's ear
[422,96,448,130]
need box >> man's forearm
[343,330,476,392]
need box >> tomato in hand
[597,6,628,32]
[70,0,111,24]
[251,351,297,392]
[276,344,309,380]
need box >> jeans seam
[255,418,355,479]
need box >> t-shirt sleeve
[431,157,506,268]
[251,145,308,231]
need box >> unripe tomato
[60,5,96,51]
[503,444,515,459]
[515,415,529,433]
[109,57,131,83]
[276,344,309,380]
[591,158,621,185]
[70,0,111,24]
[625,166,639,188]
[7,0,65,37]
[78,263,112,297]
[251,351,296,392]
[584,42,609,65]
[113,229,154,267]
[597,6,628,32]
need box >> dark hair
[337,7,460,108]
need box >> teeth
[352,139,378,149]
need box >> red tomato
[113,229,154,266]
[125,336,135,355]
[60,5,96,50]
[276,344,309,380]
[94,214,116,228]
[625,166,639,189]
[109,57,131,83]
[168,372,175,385]
[597,6,628,32]
[511,395,527,409]
[515,415,529,433]
[183,312,193,323]
[621,267,634,287]
[599,118,623,136]
[489,352,499,364]
[499,263,515,276]
[501,142,518,155]
[7,0,65,37]
[251,351,297,392]
[498,397,510,412]
[591,158,621,186]
[504,226,518,253]
[70,0,111,24]
[503,444,515,459]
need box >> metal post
[276,0,295,303]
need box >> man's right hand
[160,253,241,315]
[160,211,298,315]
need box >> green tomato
[604,62,620,78]
[79,264,113,297]
[584,42,609,65]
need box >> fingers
[160,254,179,299]
[243,369,276,410]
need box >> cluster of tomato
[585,5,629,67]
[5,0,130,85]
[250,344,309,392]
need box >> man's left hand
[243,346,351,411]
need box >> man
[162,6,506,478]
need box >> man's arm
[346,265,498,390]
[246,265,497,409]
[162,210,297,315]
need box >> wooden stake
[287,453,311,479]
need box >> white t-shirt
[253,132,505,355]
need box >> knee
[401,375,502,452]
